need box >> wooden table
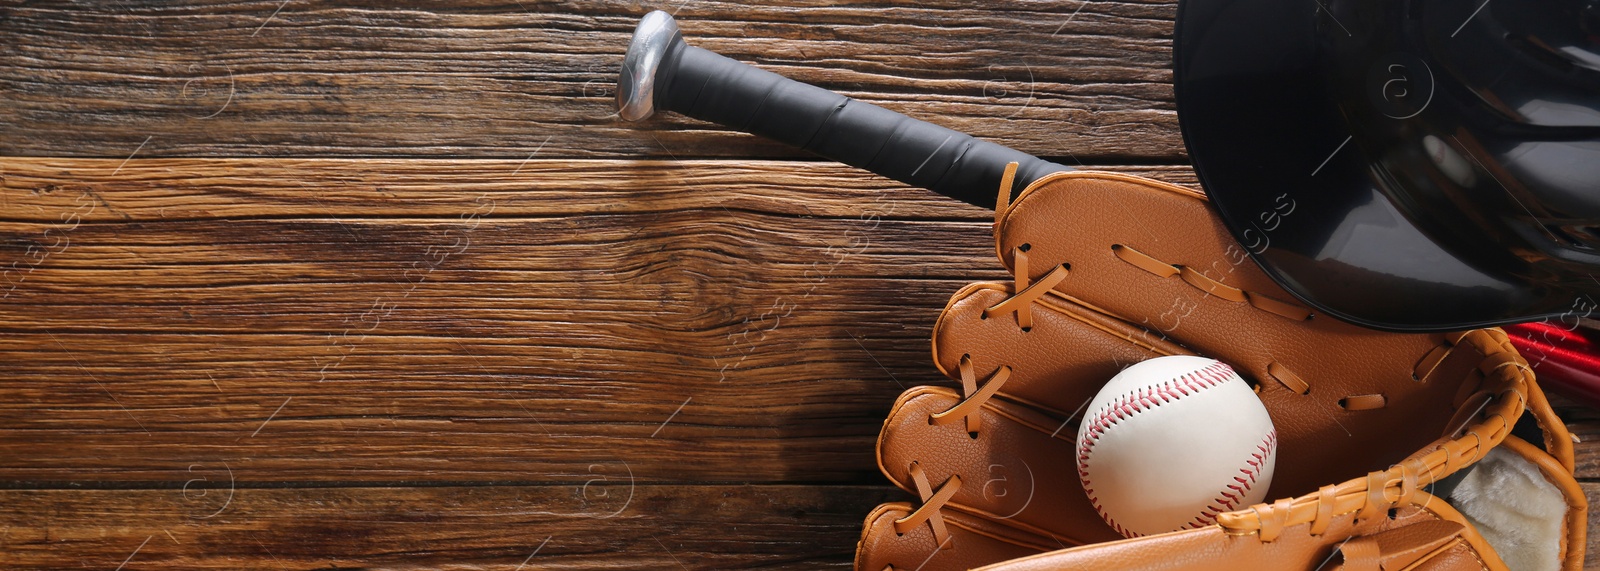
[1,2,1595,569]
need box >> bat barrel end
[617,10,682,121]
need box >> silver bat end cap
[617,10,681,122]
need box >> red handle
[1505,322,1600,410]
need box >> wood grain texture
[0,484,905,569]
[1557,401,1600,480]
[0,158,1197,485]
[0,158,1200,223]
[4,0,1598,565]
[0,0,1180,159]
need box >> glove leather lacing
[894,164,1037,552]
[930,355,1010,434]
[1217,329,1530,541]
[1109,243,1311,322]
[1106,242,1392,410]
[987,162,1071,334]
[933,164,1046,436]
[893,461,961,548]
[1101,228,1401,412]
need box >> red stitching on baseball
[1077,361,1262,537]
[1186,428,1278,529]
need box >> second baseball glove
[855,168,1585,571]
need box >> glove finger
[855,502,1054,571]
[876,385,1124,546]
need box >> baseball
[1075,355,1277,538]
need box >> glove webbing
[1217,329,1530,540]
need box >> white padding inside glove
[1449,446,1565,571]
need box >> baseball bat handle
[616,10,1071,209]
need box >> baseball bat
[616,10,1072,209]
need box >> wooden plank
[0,0,1181,159]
[1584,483,1600,570]
[1568,417,1600,482]
[0,484,905,570]
[0,158,1199,223]
[1547,392,1600,480]
[8,484,1595,570]
[0,328,933,483]
[0,158,1195,484]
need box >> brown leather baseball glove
[855,168,1587,571]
